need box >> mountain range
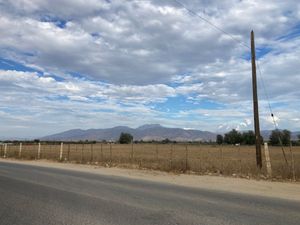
[41,124,217,142]
[41,124,300,142]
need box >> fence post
[198,144,202,172]
[220,144,223,173]
[90,143,94,163]
[185,145,188,172]
[264,142,272,178]
[81,143,84,163]
[131,142,134,163]
[110,142,112,165]
[100,143,103,162]
[59,142,64,161]
[67,144,70,161]
[170,144,173,170]
[4,144,7,158]
[19,143,22,158]
[37,143,41,159]
[238,145,242,174]
[289,143,296,181]
[140,144,143,168]
[156,143,159,162]
[207,147,210,170]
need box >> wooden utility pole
[251,30,262,169]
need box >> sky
[0,0,300,138]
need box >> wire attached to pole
[256,63,289,165]
[172,0,289,165]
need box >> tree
[216,134,223,145]
[281,129,291,146]
[224,129,242,144]
[269,129,291,146]
[241,131,255,145]
[119,132,133,144]
[162,138,171,144]
[269,129,281,146]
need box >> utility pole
[251,30,262,169]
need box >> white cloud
[2,0,298,84]
[0,0,300,137]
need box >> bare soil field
[1,143,299,181]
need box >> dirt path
[1,158,299,201]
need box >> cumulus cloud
[0,0,300,137]
[1,0,298,84]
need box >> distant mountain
[137,124,162,130]
[41,124,217,142]
[40,125,300,142]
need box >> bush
[224,129,242,144]
[269,129,291,146]
[216,134,223,145]
[119,132,133,144]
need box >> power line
[257,62,289,165]
[256,63,277,129]
[173,0,290,164]
[172,0,280,129]
[135,0,280,132]
[172,0,250,50]
[134,0,289,163]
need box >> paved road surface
[0,161,299,225]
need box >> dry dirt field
[1,143,299,180]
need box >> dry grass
[1,143,299,180]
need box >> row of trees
[121,130,298,146]
[108,131,300,145]
[269,129,293,146]
[118,133,178,144]
[217,129,297,146]
[216,130,258,145]
[3,131,297,146]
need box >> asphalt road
[0,161,299,225]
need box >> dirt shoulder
[1,158,299,201]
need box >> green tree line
[216,129,297,146]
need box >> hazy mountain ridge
[41,124,217,141]
[41,125,300,142]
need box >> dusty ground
[1,158,299,201]
[4,143,300,179]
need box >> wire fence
[0,143,299,181]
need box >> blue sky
[0,0,300,138]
